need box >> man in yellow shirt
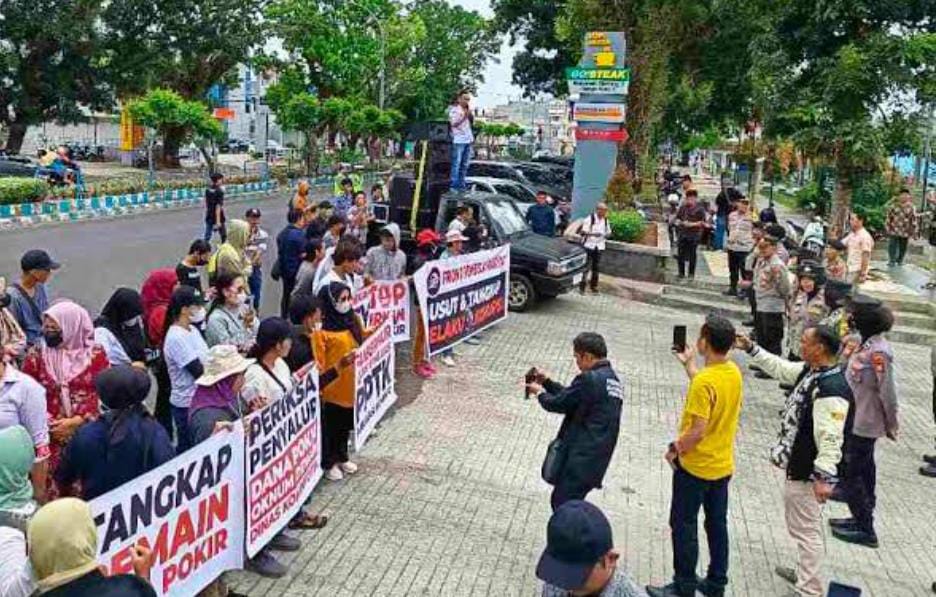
[647,315,743,597]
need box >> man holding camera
[736,327,853,597]
[647,316,742,597]
[525,333,623,511]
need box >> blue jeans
[171,406,192,453]
[248,266,262,311]
[450,143,472,190]
[670,466,731,594]
[714,215,727,250]
[204,221,226,243]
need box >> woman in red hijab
[140,268,178,436]
[21,300,109,498]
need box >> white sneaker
[441,355,456,367]
[339,461,358,474]
[326,465,344,481]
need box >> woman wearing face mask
[784,262,829,361]
[21,300,108,499]
[140,268,179,437]
[204,273,258,352]
[94,288,147,368]
[161,286,209,453]
[315,282,366,481]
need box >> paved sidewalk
[228,292,936,597]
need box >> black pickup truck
[388,188,587,311]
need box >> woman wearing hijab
[55,366,174,501]
[21,300,108,499]
[0,426,39,597]
[28,498,156,596]
[140,268,178,435]
[209,219,253,282]
[315,282,366,482]
[94,288,147,368]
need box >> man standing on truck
[448,90,474,191]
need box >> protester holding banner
[286,293,352,387]
[436,229,469,367]
[22,300,109,499]
[162,286,209,453]
[55,366,175,500]
[28,498,156,596]
[410,230,442,379]
[315,282,365,481]
[365,223,406,281]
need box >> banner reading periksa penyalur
[354,321,397,450]
[90,425,246,597]
[413,244,510,356]
[245,364,322,557]
[353,279,410,343]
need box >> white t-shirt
[447,104,474,144]
[0,527,36,597]
[94,327,131,367]
[843,228,874,274]
[164,324,209,408]
[312,251,364,295]
[448,218,466,234]
[243,359,294,404]
[581,214,612,251]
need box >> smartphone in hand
[672,325,687,353]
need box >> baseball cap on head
[536,500,613,591]
[20,250,60,272]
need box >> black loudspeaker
[389,173,416,224]
[415,141,451,184]
[405,120,451,142]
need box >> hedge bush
[0,178,47,205]
[608,209,646,243]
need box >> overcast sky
[448,0,524,107]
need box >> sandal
[288,511,329,530]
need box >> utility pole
[921,104,933,211]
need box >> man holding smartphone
[647,315,742,597]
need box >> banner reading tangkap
[353,279,411,343]
[90,425,246,597]
[413,245,510,357]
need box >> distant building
[481,99,574,156]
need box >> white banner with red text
[413,245,510,356]
[353,279,411,343]
[353,321,397,450]
[90,425,246,597]
[244,364,323,558]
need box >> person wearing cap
[884,188,918,267]
[734,327,853,597]
[526,332,622,511]
[245,208,269,311]
[204,172,226,243]
[674,190,707,280]
[724,195,754,297]
[161,286,209,452]
[579,203,613,293]
[741,228,791,372]
[785,262,829,361]
[842,212,874,285]
[54,366,174,501]
[365,223,406,281]
[7,250,60,347]
[823,239,848,283]
[176,239,212,294]
[831,300,898,549]
[537,500,647,597]
[648,316,741,597]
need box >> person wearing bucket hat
[537,500,646,597]
[785,262,829,361]
[54,366,174,501]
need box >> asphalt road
[0,191,292,317]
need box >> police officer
[525,332,623,511]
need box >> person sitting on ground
[54,366,174,501]
[94,288,147,368]
[537,500,648,597]
[823,239,848,283]
[785,262,828,362]
[292,238,325,300]
[322,215,345,250]
[204,273,258,352]
[208,219,253,283]
[0,426,40,597]
[176,239,212,293]
[28,498,156,596]
[365,223,406,281]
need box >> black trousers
[844,436,878,534]
[322,402,353,469]
[152,357,174,438]
[755,311,784,355]
[580,248,601,291]
[727,250,749,292]
[677,238,700,277]
[280,276,296,319]
[550,480,593,512]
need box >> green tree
[266,80,323,174]
[0,0,110,153]
[102,0,266,164]
[127,89,223,171]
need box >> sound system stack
[391,120,454,230]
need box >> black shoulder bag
[541,373,594,485]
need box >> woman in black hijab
[55,366,175,500]
[94,288,148,367]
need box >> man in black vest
[526,332,623,511]
[735,326,853,597]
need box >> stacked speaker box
[389,173,416,224]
